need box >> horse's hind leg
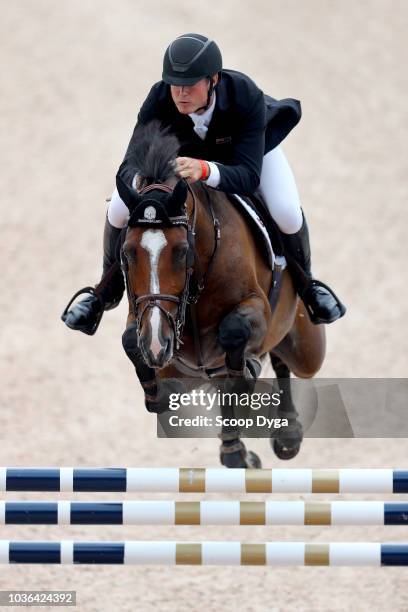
[217,299,266,469]
[269,354,303,460]
[272,301,326,378]
[268,301,326,459]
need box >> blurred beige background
[0,1,407,610]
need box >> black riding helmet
[162,33,222,111]
[163,33,222,85]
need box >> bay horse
[117,122,325,468]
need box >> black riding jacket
[117,69,301,196]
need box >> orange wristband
[199,159,210,181]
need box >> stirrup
[61,286,105,336]
[301,279,346,324]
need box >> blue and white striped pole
[0,541,407,566]
[1,468,407,493]
[1,500,408,525]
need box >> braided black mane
[129,120,180,184]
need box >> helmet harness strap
[193,76,216,113]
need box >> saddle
[225,191,286,312]
[227,192,285,260]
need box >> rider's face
[170,74,218,115]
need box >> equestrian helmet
[162,33,222,85]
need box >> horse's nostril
[165,336,173,356]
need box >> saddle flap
[228,193,285,269]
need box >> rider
[62,33,345,334]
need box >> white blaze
[140,229,167,356]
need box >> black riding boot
[61,215,125,335]
[281,212,346,324]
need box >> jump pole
[0,541,407,566]
[1,500,408,525]
[1,468,407,493]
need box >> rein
[121,181,220,351]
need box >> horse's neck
[190,185,221,270]
[190,183,212,232]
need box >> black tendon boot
[61,215,125,335]
[281,212,346,324]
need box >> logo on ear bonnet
[143,206,157,221]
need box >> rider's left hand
[175,157,209,183]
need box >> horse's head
[117,159,194,369]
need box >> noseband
[121,181,217,350]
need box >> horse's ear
[171,179,188,206]
[116,174,140,211]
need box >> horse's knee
[122,322,139,361]
[218,311,252,351]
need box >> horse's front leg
[122,318,188,413]
[217,295,267,469]
[121,320,160,412]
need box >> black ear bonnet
[116,176,189,228]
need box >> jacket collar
[216,75,229,111]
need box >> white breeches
[107,146,303,234]
[258,147,303,234]
[107,187,130,229]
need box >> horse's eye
[173,243,188,261]
[123,245,137,261]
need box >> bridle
[121,181,220,350]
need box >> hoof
[219,438,248,468]
[244,450,262,468]
[272,438,301,460]
[270,416,303,460]
[220,451,247,468]
[220,443,262,469]
[145,399,171,414]
[145,378,186,414]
